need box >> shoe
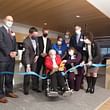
[6,93,18,98]
[86,88,91,93]
[0,97,8,103]
[80,84,84,89]
[24,91,29,95]
[32,89,42,93]
[63,90,72,97]
[90,87,94,94]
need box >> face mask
[50,55,56,59]
[5,21,13,28]
[65,35,69,39]
[31,36,36,40]
[75,30,81,35]
[57,41,62,46]
[43,33,48,37]
[68,50,74,56]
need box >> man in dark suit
[70,25,85,91]
[70,25,84,54]
[37,28,52,90]
[22,27,40,95]
[0,16,18,103]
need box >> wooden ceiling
[0,0,110,36]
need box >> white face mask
[5,21,13,28]
[68,50,74,56]
[75,30,81,35]
[57,41,62,45]
[50,55,56,59]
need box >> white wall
[87,0,110,18]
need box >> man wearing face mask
[37,28,51,91]
[0,16,18,103]
[70,25,85,90]
[70,25,84,54]
[22,27,40,95]
[52,36,67,59]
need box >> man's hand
[34,56,39,63]
[10,51,17,58]
[41,53,47,57]
[26,65,31,72]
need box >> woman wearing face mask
[83,32,101,94]
[52,36,68,59]
[63,48,83,91]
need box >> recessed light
[76,15,80,18]
[44,22,47,25]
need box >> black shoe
[86,88,91,93]
[32,88,42,93]
[90,87,94,94]
[24,91,29,95]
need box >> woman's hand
[87,61,92,66]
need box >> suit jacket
[38,36,51,55]
[22,36,39,67]
[70,33,84,54]
[0,26,17,62]
[83,41,101,64]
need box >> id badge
[58,50,62,55]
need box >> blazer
[70,33,84,54]
[83,41,101,64]
[38,36,52,55]
[0,26,17,62]
[22,36,39,66]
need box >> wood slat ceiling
[0,0,110,36]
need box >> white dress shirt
[43,37,47,53]
[30,38,36,54]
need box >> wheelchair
[45,71,73,98]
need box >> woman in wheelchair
[45,49,71,97]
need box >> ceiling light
[44,22,47,25]
[76,15,80,18]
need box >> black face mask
[31,36,36,40]
[43,33,48,37]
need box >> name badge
[58,50,62,55]
[83,47,86,51]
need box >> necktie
[7,29,13,39]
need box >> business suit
[70,33,84,55]
[22,36,39,93]
[37,36,51,90]
[69,33,85,90]
[0,26,17,98]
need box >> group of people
[0,15,101,103]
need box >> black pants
[0,61,15,98]
[37,57,46,90]
[23,63,39,92]
[49,71,66,91]
[74,68,84,91]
